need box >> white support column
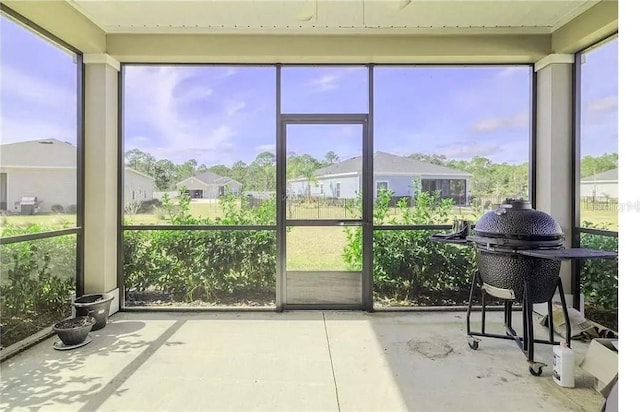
[535,54,575,294]
[83,53,120,311]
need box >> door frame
[276,114,373,311]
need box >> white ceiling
[67,0,602,34]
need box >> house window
[421,179,437,194]
[449,180,466,204]
[335,182,341,198]
[319,183,324,195]
[376,181,389,197]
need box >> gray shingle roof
[182,172,241,186]
[581,168,618,182]
[313,152,471,177]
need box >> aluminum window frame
[571,33,619,309]
[0,5,85,296]
[117,62,535,312]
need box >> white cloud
[440,142,502,159]
[225,100,247,116]
[256,144,276,153]
[308,74,341,92]
[176,87,213,103]
[128,135,150,144]
[217,67,238,79]
[328,125,358,139]
[0,63,77,143]
[0,115,75,144]
[496,67,525,78]
[587,96,617,113]
[124,66,237,164]
[470,111,528,133]
[0,64,76,111]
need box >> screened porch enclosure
[0,1,620,389]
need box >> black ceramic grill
[468,198,564,304]
[429,197,617,376]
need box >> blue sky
[1,14,618,168]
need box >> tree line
[125,149,340,192]
[125,148,617,199]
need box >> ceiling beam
[107,33,551,64]
[2,1,105,53]
[552,0,618,53]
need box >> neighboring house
[0,138,155,213]
[123,168,155,206]
[288,151,472,205]
[1,138,77,213]
[580,168,618,199]
[176,172,242,199]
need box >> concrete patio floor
[0,311,604,411]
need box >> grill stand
[466,270,571,376]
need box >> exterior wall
[291,174,469,201]
[375,174,470,203]
[178,177,206,192]
[203,187,216,199]
[226,180,242,195]
[375,175,415,197]
[123,170,155,205]
[580,181,618,199]
[290,177,359,199]
[5,167,76,212]
[177,178,242,199]
[319,176,360,199]
[288,180,309,197]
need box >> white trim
[290,171,471,182]
[289,172,358,182]
[124,167,154,181]
[176,176,207,187]
[534,54,574,72]
[376,180,390,190]
[83,53,121,71]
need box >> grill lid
[474,198,563,241]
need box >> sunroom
[0,0,626,410]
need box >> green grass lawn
[1,204,619,231]
[286,226,350,271]
[1,214,77,228]
[2,202,618,244]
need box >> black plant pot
[53,316,96,346]
[72,293,114,331]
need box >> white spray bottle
[553,340,575,388]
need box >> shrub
[65,204,77,214]
[51,204,64,214]
[139,198,162,213]
[0,241,75,347]
[123,191,276,303]
[344,184,476,305]
[124,229,275,301]
[579,223,618,312]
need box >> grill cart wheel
[529,363,545,376]
[467,337,479,350]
